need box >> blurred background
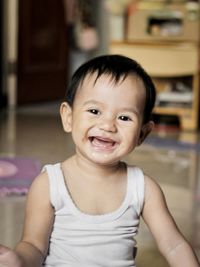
[0,0,200,266]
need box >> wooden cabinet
[110,41,199,131]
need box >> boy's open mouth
[89,136,116,149]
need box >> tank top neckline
[56,163,133,223]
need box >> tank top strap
[127,165,145,216]
[42,163,66,211]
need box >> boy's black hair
[65,54,156,124]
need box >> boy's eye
[118,115,131,121]
[88,109,100,115]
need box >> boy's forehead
[75,72,146,106]
[79,71,145,89]
[81,72,117,85]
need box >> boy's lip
[88,136,117,150]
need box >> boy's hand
[0,245,23,267]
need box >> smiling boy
[0,55,199,267]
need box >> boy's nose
[98,117,117,133]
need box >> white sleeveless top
[43,163,145,267]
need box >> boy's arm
[142,175,199,267]
[0,242,44,267]
[0,171,54,267]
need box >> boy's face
[61,73,153,166]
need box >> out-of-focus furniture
[109,1,200,131]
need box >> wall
[3,0,18,107]
[3,0,109,108]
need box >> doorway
[17,0,68,105]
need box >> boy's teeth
[91,137,115,147]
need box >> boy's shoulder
[30,169,50,190]
[143,174,162,190]
[27,169,53,210]
[142,173,166,210]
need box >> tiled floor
[0,102,200,266]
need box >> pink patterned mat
[0,157,41,197]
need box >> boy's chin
[76,148,124,166]
[87,153,121,166]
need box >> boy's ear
[137,121,154,146]
[60,102,72,133]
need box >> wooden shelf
[154,106,197,131]
[110,42,199,77]
[154,106,191,115]
[110,42,199,131]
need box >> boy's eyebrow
[120,107,140,116]
[83,100,102,106]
